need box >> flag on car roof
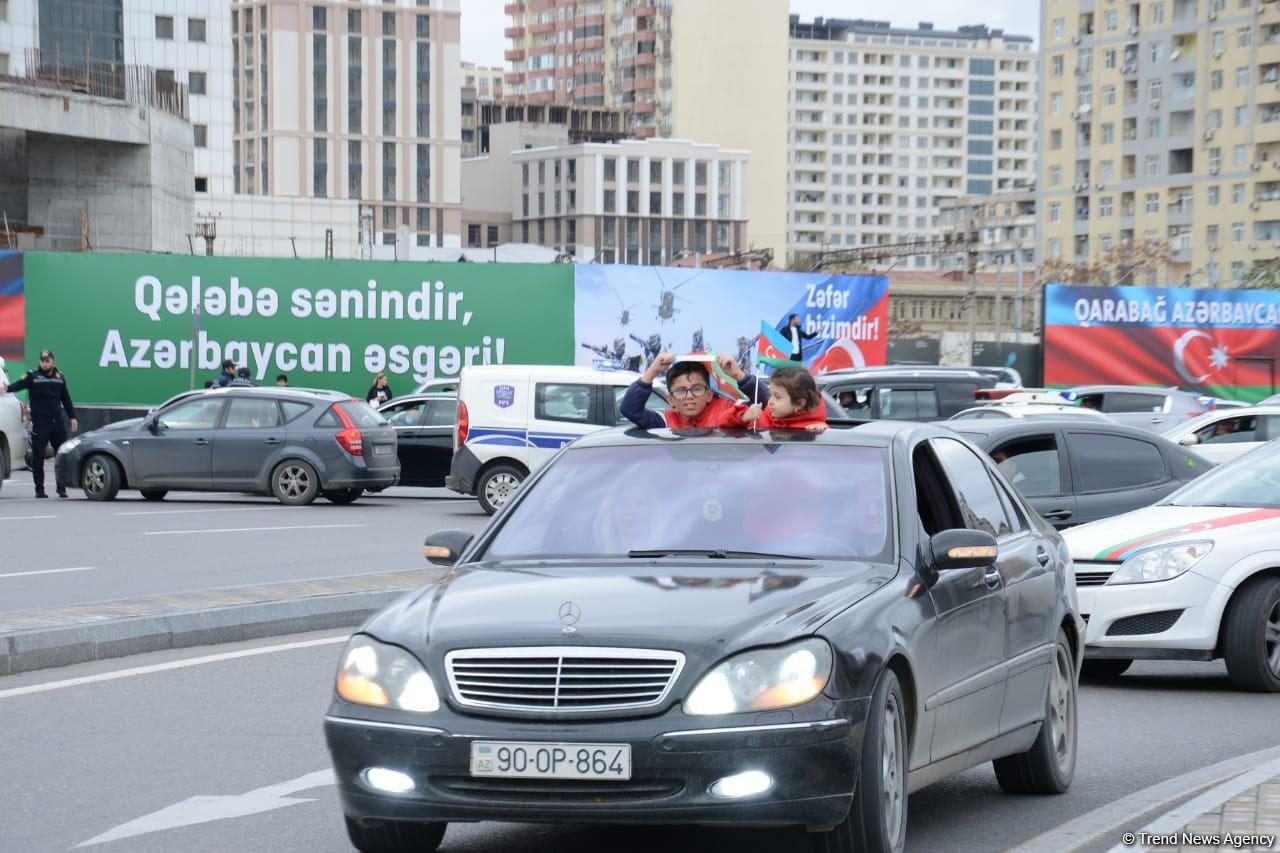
[757,321,796,371]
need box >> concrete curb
[0,587,416,676]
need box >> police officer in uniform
[1,349,78,498]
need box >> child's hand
[716,353,746,381]
[742,403,764,423]
[806,423,829,433]
[643,352,677,383]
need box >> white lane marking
[0,635,349,700]
[143,523,365,536]
[115,507,304,516]
[76,769,335,847]
[0,515,57,521]
[1010,743,1280,852]
[1111,754,1280,852]
[0,566,95,579]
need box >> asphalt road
[0,468,489,613]
[2,631,1278,853]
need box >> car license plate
[373,444,393,456]
[469,741,631,780]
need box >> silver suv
[1066,384,1205,432]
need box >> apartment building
[788,17,1037,269]
[462,61,505,157]
[1040,0,1280,286]
[503,0,787,262]
[230,0,462,252]
[939,188,1037,270]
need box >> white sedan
[1063,440,1280,691]
[1159,406,1280,464]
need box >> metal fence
[3,47,188,120]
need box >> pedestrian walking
[0,348,78,498]
[215,358,237,387]
[366,373,394,405]
[779,314,817,362]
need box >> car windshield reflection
[481,442,893,562]
[1165,440,1280,508]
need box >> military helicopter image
[651,269,702,323]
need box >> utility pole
[967,248,979,366]
[1015,244,1024,345]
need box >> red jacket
[663,395,749,429]
[750,397,828,430]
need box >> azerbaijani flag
[674,353,747,402]
[757,321,796,371]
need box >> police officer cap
[40,348,54,359]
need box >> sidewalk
[0,568,442,675]
[1125,770,1280,852]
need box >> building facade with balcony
[503,0,787,263]
[461,61,504,157]
[788,17,1037,269]
[1040,0,1280,285]
[938,188,1037,271]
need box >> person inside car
[741,366,829,432]
[620,352,762,429]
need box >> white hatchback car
[1064,440,1280,691]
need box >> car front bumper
[1077,568,1228,660]
[324,698,864,830]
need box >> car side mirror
[1179,434,1199,446]
[143,413,162,434]
[928,529,999,571]
[423,529,474,567]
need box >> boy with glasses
[620,352,761,429]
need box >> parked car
[817,368,998,421]
[950,419,1212,529]
[1064,440,1280,691]
[1065,385,1204,432]
[55,387,399,505]
[950,403,1110,421]
[376,393,456,487]
[1160,407,1280,465]
[412,378,460,396]
[0,396,30,493]
[326,422,1081,853]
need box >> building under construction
[463,101,629,159]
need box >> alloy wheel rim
[1266,599,1280,677]
[1048,646,1075,768]
[280,466,310,499]
[881,692,904,847]
[485,473,519,507]
[85,461,105,495]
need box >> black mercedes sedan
[324,422,1083,853]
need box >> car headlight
[684,639,833,716]
[335,634,439,712]
[57,438,81,455]
[1107,542,1214,585]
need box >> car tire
[271,460,319,506]
[1222,576,1280,693]
[993,628,1077,795]
[477,464,525,516]
[1080,659,1132,680]
[0,440,8,493]
[82,454,123,502]
[140,489,168,502]
[322,488,362,505]
[344,817,446,853]
[812,669,908,853]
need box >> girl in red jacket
[742,366,829,432]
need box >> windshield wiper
[627,548,813,561]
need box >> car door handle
[983,568,1002,589]
[1043,509,1073,521]
[265,437,283,446]
[193,438,210,447]
[1037,550,1052,567]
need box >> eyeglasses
[670,384,709,400]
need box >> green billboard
[22,253,575,405]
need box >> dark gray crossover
[55,387,398,505]
[324,422,1083,853]
[951,418,1212,529]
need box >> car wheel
[140,489,168,502]
[477,464,524,515]
[344,816,446,853]
[322,488,362,505]
[1080,659,1132,680]
[271,460,319,506]
[82,454,123,502]
[993,628,1077,794]
[1222,576,1280,693]
[0,441,8,493]
[812,669,908,853]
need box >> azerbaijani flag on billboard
[1043,284,1280,403]
[757,321,795,370]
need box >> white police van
[446,364,665,514]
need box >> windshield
[482,442,893,562]
[1164,441,1280,508]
